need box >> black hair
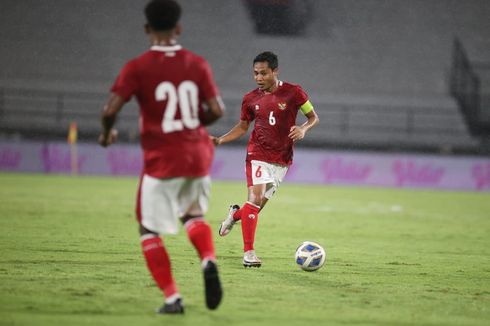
[145,0,181,31]
[253,51,278,70]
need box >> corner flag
[67,122,78,175]
[67,122,78,144]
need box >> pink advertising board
[1,141,489,191]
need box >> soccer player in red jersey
[98,0,224,314]
[212,51,319,267]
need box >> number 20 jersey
[240,81,309,166]
[111,45,219,178]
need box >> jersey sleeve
[110,60,139,102]
[294,85,309,108]
[197,59,219,101]
[239,95,254,122]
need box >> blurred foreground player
[98,0,224,314]
[212,51,319,267]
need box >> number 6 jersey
[240,81,310,166]
[111,45,220,178]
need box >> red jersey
[111,45,219,178]
[240,81,309,166]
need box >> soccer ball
[295,241,326,272]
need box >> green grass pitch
[0,173,489,325]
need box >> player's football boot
[157,298,184,314]
[218,204,240,236]
[243,250,262,268]
[203,259,223,310]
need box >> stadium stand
[0,0,489,153]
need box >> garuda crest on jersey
[278,102,287,110]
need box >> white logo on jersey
[255,105,260,111]
[248,214,256,219]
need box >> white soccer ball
[295,241,326,272]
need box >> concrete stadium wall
[1,0,489,97]
[1,141,489,191]
[1,0,489,151]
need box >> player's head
[253,51,279,92]
[145,0,181,32]
[253,52,278,70]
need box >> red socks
[140,218,216,302]
[233,208,242,221]
[185,218,216,261]
[141,235,178,298]
[240,202,260,252]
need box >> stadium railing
[450,38,490,136]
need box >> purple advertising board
[1,141,489,191]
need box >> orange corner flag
[67,122,78,144]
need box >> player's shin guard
[141,234,179,298]
[240,202,260,252]
[184,217,216,261]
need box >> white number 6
[269,111,276,126]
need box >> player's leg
[240,184,265,267]
[233,185,269,219]
[259,197,269,210]
[137,175,184,314]
[182,215,216,261]
[218,194,268,237]
[240,160,270,262]
[182,214,222,310]
[219,160,269,237]
[139,226,183,314]
[236,161,288,267]
[179,176,222,310]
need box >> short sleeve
[197,59,219,101]
[110,60,139,102]
[239,96,254,122]
[294,85,309,108]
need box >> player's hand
[288,126,306,142]
[210,135,221,146]
[98,129,118,147]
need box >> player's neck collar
[150,44,182,52]
[262,80,283,94]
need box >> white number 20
[155,81,200,133]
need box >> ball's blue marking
[305,244,317,251]
[310,257,322,266]
[296,257,305,265]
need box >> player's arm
[288,100,319,142]
[200,96,225,126]
[98,93,125,147]
[211,120,250,146]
